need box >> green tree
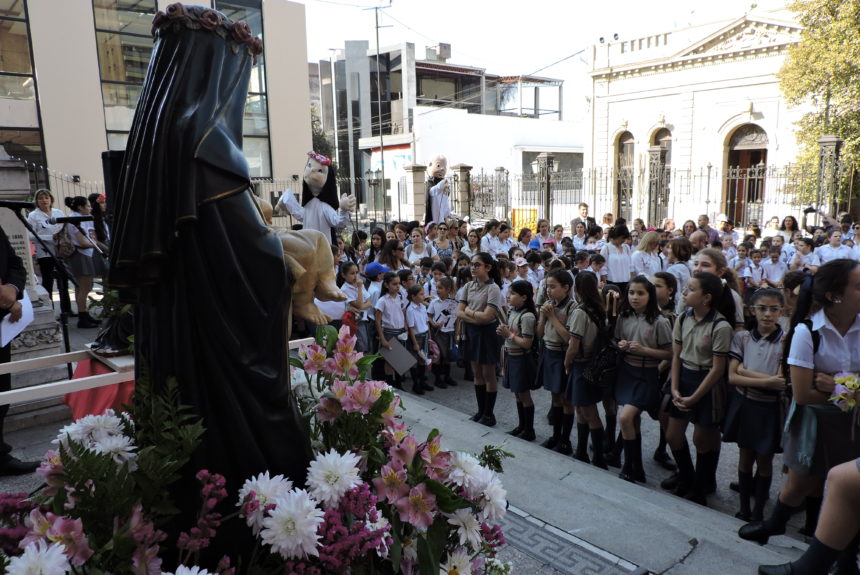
[311,105,334,159]
[779,0,860,172]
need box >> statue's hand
[340,194,357,211]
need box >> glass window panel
[107,131,129,151]
[243,136,270,178]
[0,19,32,74]
[214,0,262,36]
[0,74,35,100]
[96,32,153,83]
[94,5,156,36]
[0,0,25,19]
[0,128,43,164]
[243,94,268,136]
[102,83,142,131]
[93,0,156,13]
[249,57,266,93]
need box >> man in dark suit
[0,226,38,475]
[570,202,596,231]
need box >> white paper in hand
[1,291,34,347]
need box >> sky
[299,0,790,120]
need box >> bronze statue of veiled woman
[108,3,312,562]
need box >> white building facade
[587,10,810,229]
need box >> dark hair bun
[64,197,74,208]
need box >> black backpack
[581,308,620,392]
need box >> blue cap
[364,262,391,277]
[528,238,542,250]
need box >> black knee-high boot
[410,367,425,395]
[542,406,563,449]
[833,535,860,575]
[705,449,720,494]
[509,402,524,436]
[752,473,772,522]
[574,423,590,462]
[555,413,574,455]
[739,497,801,545]
[689,451,715,505]
[619,439,636,481]
[471,385,486,421]
[480,391,497,427]
[521,405,536,441]
[392,371,403,389]
[653,426,676,471]
[590,427,608,469]
[736,470,754,521]
[799,496,823,537]
[420,365,434,391]
[633,434,646,483]
[604,411,617,454]
[671,445,695,497]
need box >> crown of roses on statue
[152,3,264,64]
[307,151,332,166]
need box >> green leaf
[424,479,470,513]
[426,428,440,442]
[416,516,447,575]
[289,356,304,369]
[316,325,339,353]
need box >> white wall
[28,0,107,181]
[411,106,584,175]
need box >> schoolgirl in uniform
[427,276,457,389]
[406,284,432,395]
[497,279,538,441]
[693,248,744,328]
[563,271,608,468]
[614,275,673,482]
[652,271,678,471]
[375,272,407,388]
[337,261,371,351]
[537,270,577,453]
[456,252,506,426]
[666,271,736,504]
[740,259,860,575]
[600,225,633,293]
[723,288,786,522]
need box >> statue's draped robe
[108,9,312,562]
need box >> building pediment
[675,17,801,59]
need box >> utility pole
[367,2,392,223]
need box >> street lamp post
[365,169,382,226]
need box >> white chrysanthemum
[478,473,507,522]
[446,508,482,549]
[7,541,71,575]
[464,464,495,499]
[53,421,87,448]
[306,449,362,508]
[91,434,138,469]
[237,471,294,534]
[260,489,324,559]
[447,452,480,489]
[163,566,211,575]
[440,547,472,575]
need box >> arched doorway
[725,124,767,227]
[615,131,635,223]
[648,128,671,227]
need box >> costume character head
[301,151,338,210]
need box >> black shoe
[77,317,100,329]
[653,450,677,471]
[736,510,752,522]
[672,480,693,498]
[541,437,559,450]
[757,564,793,575]
[519,429,536,441]
[508,425,524,437]
[0,456,39,476]
[554,441,573,456]
[661,472,680,491]
[730,481,740,493]
[479,414,496,427]
[604,452,621,468]
[738,522,776,545]
[687,490,708,506]
[422,383,434,392]
[470,412,482,422]
[446,378,457,386]
[411,384,425,395]
[592,458,608,470]
[435,380,448,389]
[619,471,635,483]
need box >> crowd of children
[316,206,860,574]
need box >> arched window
[725,124,768,228]
[615,131,635,223]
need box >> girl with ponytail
[665,271,735,505]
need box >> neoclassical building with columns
[585,7,813,229]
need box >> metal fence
[483,163,851,231]
[22,162,106,211]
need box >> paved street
[0,294,808,574]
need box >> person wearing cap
[717,214,739,245]
[528,237,542,252]
[362,261,391,379]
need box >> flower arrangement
[829,372,860,412]
[1,325,511,575]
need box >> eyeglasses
[437,227,448,231]
[470,262,484,268]
[751,305,782,314]
[395,247,404,251]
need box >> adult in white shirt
[26,189,65,300]
[461,230,481,259]
[816,230,854,264]
[406,228,437,264]
[479,220,502,258]
[63,196,99,328]
[631,231,662,276]
[600,225,633,290]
